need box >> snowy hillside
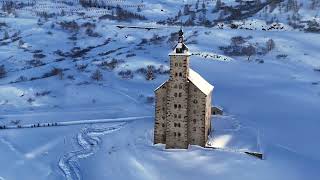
[0,0,320,180]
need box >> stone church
[154,29,214,149]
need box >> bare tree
[242,45,256,61]
[266,39,276,52]
[216,0,222,10]
[231,36,246,46]
[3,31,9,39]
[310,0,320,9]
[177,10,182,17]
[18,39,24,48]
[146,65,155,81]
[183,4,190,15]
[201,1,206,14]
[91,69,103,81]
[0,65,6,78]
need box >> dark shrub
[118,69,133,79]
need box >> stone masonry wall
[165,55,190,149]
[154,82,168,144]
[187,82,206,147]
[204,91,212,143]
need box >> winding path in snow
[58,122,128,180]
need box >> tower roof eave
[168,43,191,56]
[168,51,191,56]
[154,80,168,92]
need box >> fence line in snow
[0,116,153,130]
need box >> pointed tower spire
[175,28,188,54]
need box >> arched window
[178,132,181,137]
[174,104,177,109]
[174,93,177,97]
[175,73,178,77]
[175,63,178,67]
[179,63,182,67]
[174,84,178,88]
[178,104,181,109]
[178,93,182,97]
[179,72,182,77]
[179,84,182,89]
[193,119,196,123]
[178,114,181,118]
[174,132,177,136]
[193,99,198,104]
[174,114,177,118]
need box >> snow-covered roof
[154,80,168,92]
[168,43,191,56]
[188,69,214,95]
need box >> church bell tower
[165,29,191,149]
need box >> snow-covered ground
[0,0,320,179]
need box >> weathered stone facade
[154,29,214,149]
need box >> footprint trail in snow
[58,122,127,180]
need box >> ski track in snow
[58,122,128,180]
